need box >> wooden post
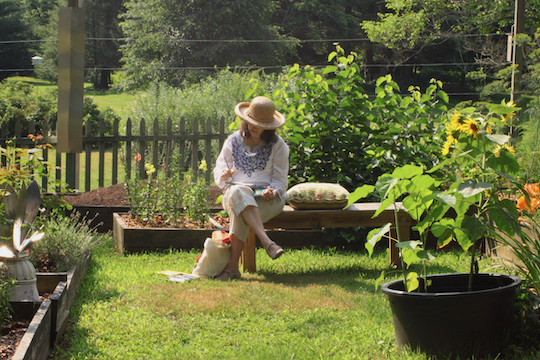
[57,2,84,189]
[241,230,257,273]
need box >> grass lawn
[85,90,139,125]
[30,148,126,192]
[50,238,540,360]
[4,76,139,125]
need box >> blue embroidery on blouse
[231,132,275,177]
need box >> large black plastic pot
[382,273,521,359]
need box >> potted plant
[348,101,523,359]
[0,139,94,356]
[0,181,45,302]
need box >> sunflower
[493,143,515,158]
[442,138,452,156]
[449,112,462,131]
[460,117,480,138]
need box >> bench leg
[241,229,257,273]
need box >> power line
[0,60,512,73]
[0,32,520,46]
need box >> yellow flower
[504,143,516,155]
[198,160,207,172]
[494,145,502,158]
[501,100,517,123]
[460,117,480,138]
[493,144,514,158]
[485,123,493,134]
[145,163,156,175]
[441,136,454,156]
[449,112,462,131]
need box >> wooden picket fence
[0,116,230,193]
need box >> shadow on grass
[254,248,462,292]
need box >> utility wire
[0,31,524,45]
[0,60,512,73]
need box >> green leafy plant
[125,157,210,227]
[349,100,522,292]
[29,211,103,272]
[266,45,447,191]
[0,263,15,325]
[180,160,210,226]
[492,182,540,296]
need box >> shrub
[30,212,103,272]
[258,45,448,191]
[0,263,15,325]
[517,98,540,183]
[0,79,118,138]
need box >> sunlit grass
[49,239,539,360]
[30,148,125,192]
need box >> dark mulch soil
[63,183,224,208]
[0,320,30,359]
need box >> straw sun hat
[234,96,286,130]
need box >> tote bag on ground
[192,230,231,278]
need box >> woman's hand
[220,168,235,181]
[262,188,277,202]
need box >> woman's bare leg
[240,205,281,254]
[216,234,244,280]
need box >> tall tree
[273,0,377,65]
[85,0,124,90]
[359,0,540,94]
[118,0,297,89]
[0,0,32,80]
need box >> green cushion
[286,183,349,210]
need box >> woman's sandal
[215,269,242,281]
[265,241,284,260]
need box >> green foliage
[0,80,57,136]
[125,158,209,227]
[128,69,278,133]
[0,263,14,325]
[0,0,32,81]
[0,79,119,137]
[125,162,182,227]
[517,98,540,183]
[361,1,431,50]
[30,211,102,272]
[180,161,210,226]
[267,46,447,191]
[118,0,297,89]
[349,101,522,292]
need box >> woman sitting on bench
[213,96,289,281]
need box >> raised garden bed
[113,212,327,254]
[4,252,92,359]
[10,300,52,360]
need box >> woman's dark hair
[240,121,276,143]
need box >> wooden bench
[240,202,414,273]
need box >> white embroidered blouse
[213,131,289,198]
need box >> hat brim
[235,102,286,130]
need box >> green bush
[0,79,119,138]
[0,263,15,325]
[0,80,57,136]
[517,98,540,183]
[129,68,280,134]
[265,46,448,191]
[30,212,103,272]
